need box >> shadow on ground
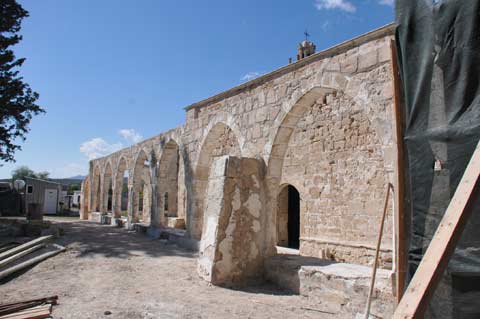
[52,220,196,260]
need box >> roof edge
[185,23,395,111]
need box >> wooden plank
[0,244,45,269]
[393,140,480,318]
[0,305,51,319]
[0,298,57,317]
[0,296,58,310]
[0,236,52,261]
[389,39,408,303]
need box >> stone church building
[81,24,399,315]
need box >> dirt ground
[1,218,333,319]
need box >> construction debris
[0,244,45,268]
[0,236,65,282]
[0,296,58,319]
[0,236,52,261]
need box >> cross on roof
[304,30,310,41]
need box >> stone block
[358,50,378,71]
[198,156,267,287]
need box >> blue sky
[0,0,394,178]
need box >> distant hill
[50,178,84,186]
[68,175,86,180]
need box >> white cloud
[379,0,394,6]
[119,128,143,144]
[80,138,123,160]
[240,72,262,82]
[314,0,356,12]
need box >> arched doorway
[92,166,101,212]
[277,184,300,249]
[132,150,151,223]
[103,162,113,213]
[267,87,336,253]
[114,157,129,218]
[157,140,180,226]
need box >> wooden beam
[365,183,393,318]
[0,244,45,269]
[0,304,51,319]
[0,246,66,280]
[390,39,408,303]
[0,296,58,311]
[393,140,480,318]
[0,236,52,261]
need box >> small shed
[72,190,82,207]
[24,177,63,215]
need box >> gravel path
[1,219,331,319]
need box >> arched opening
[121,171,129,214]
[163,192,169,211]
[277,185,301,249]
[114,157,129,217]
[132,150,151,223]
[193,123,241,240]
[103,162,113,213]
[157,140,180,226]
[267,87,336,252]
[92,166,101,212]
[138,180,145,212]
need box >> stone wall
[281,89,394,266]
[197,156,267,286]
[83,25,397,268]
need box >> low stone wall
[301,238,393,269]
[0,219,62,238]
[265,254,394,318]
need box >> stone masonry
[81,24,397,276]
[198,156,267,286]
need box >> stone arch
[265,86,336,251]
[91,164,102,212]
[114,156,129,217]
[191,122,242,240]
[102,160,114,213]
[267,85,391,257]
[267,86,336,179]
[198,113,245,156]
[131,148,152,223]
[156,139,181,226]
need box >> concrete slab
[265,254,395,318]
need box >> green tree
[11,165,35,181]
[0,1,44,163]
[68,183,81,195]
[36,171,49,179]
[11,165,50,181]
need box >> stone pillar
[89,174,95,213]
[127,185,134,230]
[147,155,157,226]
[110,186,118,225]
[197,156,267,287]
[99,176,105,213]
[79,178,89,220]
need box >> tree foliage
[0,0,44,163]
[11,165,49,181]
